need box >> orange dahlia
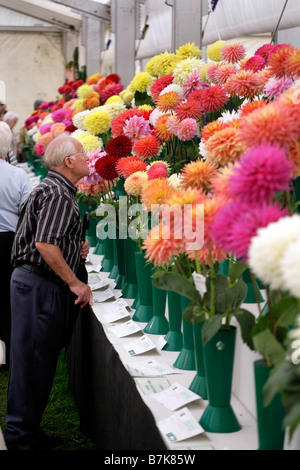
[205,126,245,166]
[175,100,203,121]
[214,63,238,84]
[154,114,174,142]
[181,159,218,191]
[165,187,209,208]
[133,134,161,159]
[143,222,185,266]
[156,91,181,112]
[201,119,228,142]
[285,48,300,78]
[116,156,147,178]
[220,42,246,63]
[239,99,268,118]
[225,69,264,99]
[268,44,295,78]
[141,178,175,212]
[124,171,148,197]
[210,163,235,202]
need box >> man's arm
[35,241,92,308]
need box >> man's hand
[80,238,90,260]
[68,279,93,309]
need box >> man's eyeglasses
[67,152,87,160]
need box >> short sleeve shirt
[11,170,82,274]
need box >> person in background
[0,101,7,120]
[0,122,32,370]
[4,134,93,451]
[4,111,19,157]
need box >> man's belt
[17,263,66,288]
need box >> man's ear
[64,156,75,168]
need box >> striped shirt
[11,170,82,274]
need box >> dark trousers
[4,267,67,450]
[0,231,15,367]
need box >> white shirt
[0,159,32,232]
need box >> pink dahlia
[264,76,293,100]
[34,141,46,157]
[82,149,107,185]
[229,143,294,204]
[147,162,169,180]
[220,42,246,63]
[51,109,67,123]
[39,123,53,135]
[255,44,275,63]
[176,118,199,141]
[210,201,288,261]
[123,115,152,142]
[150,73,174,101]
[175,100,203,121]
[201,84,228,112]
[182,70,206,99]
[243,55,266,73]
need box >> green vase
[115,177,125,198]
[108,238,119,279]
[173,296,196,371]
[122,238,138,299]
[218,259,230,276]
[189,322,208,399]
[243,268,264,304]
[86,211,98,248]
[254,359,285,450]
[132,251,153,322]
[294,177,300,213]
[115,236,126,290]
[200,326,241,433]
[163,291,183,352]
[93,236,104,255]
[144,275,168,334]
[102,237,114,272]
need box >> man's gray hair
[43,134,82,170]
[0,121,12,158]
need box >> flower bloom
[248,214,300,290]
[214,63,238,84]
[116,156,147,178]
[143,222,185,266]
[82,149,107,185]
[74,131,103,152]
[51,122,66,137]
[254,44,275,63]
[133,134,161,160]
[156,91,181,112]
[124,171,148,197]
[141,178,175,212]
[207,40,227,62]
[150,73,174,101]
[243,55,266,72]
[205,126,245,166]
[220,42,246,63]
[147,161,169,180]
[95,154,119,181]
[239,99,268,118]
[225,70,264,99]
[181,159,217,191]
[280,238,300,297]
[201,84,228,112]
[175,100,203,121]
[105,135,133,159]
[263,76,294,100]
[176,118,199,141]
[123,115,152,142]
[268,44,295,78]
[83,108,112,135]
[284,48,300,78]
[154,114,174,142]
[34,141,46,156]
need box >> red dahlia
[95,155,119,181]
[105,135,133,158]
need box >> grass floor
[0,350,96,451]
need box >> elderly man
[0,122,31,370]
[4,134,93,451]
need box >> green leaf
[233,308,256,350]
[284,402,300,439]
[202,314,223,345]
[228,260,248,285]
[263,361,294,406]
[253,329,286,368]
[272,297,300,328]
[152,271,201,305]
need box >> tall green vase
[163,291,183,351]
[86,212,98,248]
[173,296,196,371]
[102,237,114,272]
[254,359,285,450]
[144,274,168,334]
[122,237,138,299]
[189,322,208,399]
[115,236,126,290]
[108,238,119,279]
[200,326,241,433]
[132,251,153,322]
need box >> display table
[66,251,259,451]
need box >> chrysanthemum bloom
[105,135,133,159]
[280,237,300,296]
[248,214,300,290]
[103,101,126,120]
[211,200,288,261]
[154,114,174,142]
[95,154,119,181]
[133,134,161,159]
[116,156,147,178]
[77,84,94,100]
[172,57,206,87]
[214,63,238,84]
[238,99,268,118]
[181,159,218,191]
[147,162,169,180]
[201,84,228,112]
[145,52,177,78]
[200,119,227,142]
[129,72,153,93]
[207,40,227,62]
[225,69,264,99]
[150,73,174,101]
[156,91,182,112]
[75,132,103,152]
[268,44,295,78]
[143,222,185,266]
[51,122,66,137]
[141,178,175,212]
[238,101,299,150]
[285,47,300,78]
[175,100,203,121]
[220,42,246,63]
[229,143,294,204]
[176,118,199,141]
[83,108,111,135]
[243,55,266,73]
[254,44,275,63]
[123,115,152,142]
[176,42,202,61]
[205,126,245,166]
[210,164,235,202]
[34,141,46,157]
[263,76,294,100]
[124,171,148,197]
[39,132,54,146]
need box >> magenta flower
[34,141,46,157]
[123,115,152,142]
[39,123,53,135]
[51,109,67,123]
[210,201,288,261]
[228,143,294,204]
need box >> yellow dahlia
[77,84,94,100]
[129,72,153,93]
[105,95,124,104]
[122,90,134,103]
[74,131,103,152]
[145,52,177,78]
[83,108,111,135]
[207,40,227,62]
[176,42,202,61]
[199,63,212,82]
[172,58,205,86]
